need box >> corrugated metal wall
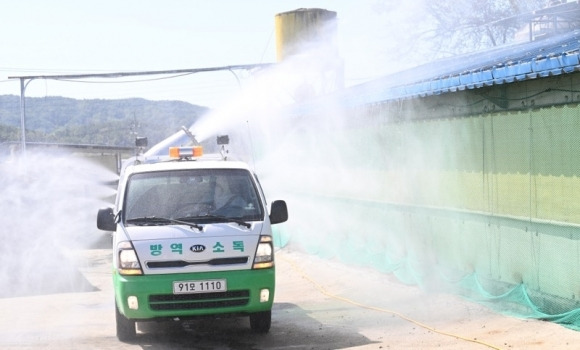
[276,102,580,313]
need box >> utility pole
[19,78,29,157]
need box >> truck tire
[115,302,136,341]
[249,310,271,333]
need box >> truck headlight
[253,236,274,269]
[118,241,143,275]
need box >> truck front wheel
[249,310,271,333]
[115,302,136,341]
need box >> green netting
[458,274,580,331]
[269,103,580,330]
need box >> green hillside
[0,95,209,147]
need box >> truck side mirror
[269,200,288,225]
[97,207,117,231]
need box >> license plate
[173,279,227,294]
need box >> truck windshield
[123,169,264,224]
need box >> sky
[0,0,419,108]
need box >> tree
[424,0,547,55]
[370,0,548,66]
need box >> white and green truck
[97,137,288,341]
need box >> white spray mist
[0,151,117,297]
[180,3,456,292]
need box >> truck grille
[146,257,249,269]
[149,290,250,311]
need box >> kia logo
[190,244,206,253]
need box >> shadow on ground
[125,302,375,350]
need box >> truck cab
[97,140,288,341]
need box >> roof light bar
[169,146,203,159]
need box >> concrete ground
[0,246,579,349]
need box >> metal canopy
[8,63,273,155]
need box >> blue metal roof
[289,2,580,115]
[345,29,580,106]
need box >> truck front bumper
[114,268,275,320]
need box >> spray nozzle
[181,126,200,146]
